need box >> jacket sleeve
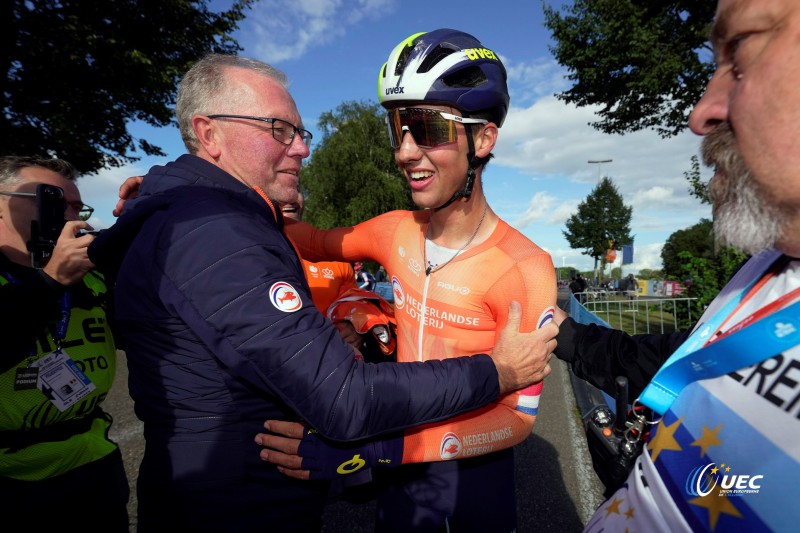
[152,195,500,442]
[555,317,691,399]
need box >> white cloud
[550,201,577,225]
[486,61,715,274]
[78,163,150,230]
[503,57,569,104]
[625,242,667,272]
[241,0,395,63]
[513,191,556,228]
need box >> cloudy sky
[78,0,713,275]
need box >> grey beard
[701,123,785,255]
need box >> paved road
[105,292,605,532]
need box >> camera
[583,376,646,497]
[28,184,67,268]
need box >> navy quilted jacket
[89,154,500,530]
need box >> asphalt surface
[105,290,605,531]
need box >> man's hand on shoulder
[491,301,558,394]
[113,175,143,217]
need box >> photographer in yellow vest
[0,156,127,531]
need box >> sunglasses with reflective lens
[385,108,488,150]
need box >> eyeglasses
[0,191,94,221]
[206,114,313,147]
[385,108,488,150]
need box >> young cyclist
[258,29,557,532]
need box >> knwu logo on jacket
[269,282,303,312]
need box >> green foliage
[661,218,714,279]
[556,266,580,281]
[3,0,253,174]
[636,268,664,280]
[660,158,746,325]
[677,247,748,328]
[300,101,414,229]
[685,155,710,204]
[543,0,715,137]
[563,176,633,270]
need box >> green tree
[678,248,747,328]
[300,101,414,229]
[542,0,715,137]
[3,0,253,174]
[556,266,579,282]
[661,218,714,279]
[636,268,664,280]
[563,176,633,271]
[685,154,710,204]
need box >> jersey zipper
[417,269,433,362]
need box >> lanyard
[639,256,800,415]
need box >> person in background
[354,261,376,291]
[376,265,387,283]
[553,0,800,530]
[280,190,362,351]
[90,53,557,531]
[570,273,588,303]
[0,156,128,531]
[257,29,557,532]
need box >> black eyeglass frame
[206,114,313,146]
[0,191,94,221]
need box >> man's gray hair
[176,54,289,153]
[0,156,78,188]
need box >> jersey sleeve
[333,263,358,295]
[401,250,557,463]
[284,212,404,263]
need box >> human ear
[474,122,498,158]
[193,115,222,158]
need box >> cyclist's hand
[256,420,403,480]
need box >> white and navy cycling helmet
[378,29,509,127]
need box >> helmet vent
[395,44,416,76]
[417,46,456,74]
[442,66,487,88]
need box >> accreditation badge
[30,348,95,411]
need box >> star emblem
[647,417,684,463]
[689,477,743,529]
[604,497,624,517]
[691,424,723,457]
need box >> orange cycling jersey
[300,259,357,314]
[286,210,556,463]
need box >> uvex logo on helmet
[464,47,499,61]
[385,86,405,95]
